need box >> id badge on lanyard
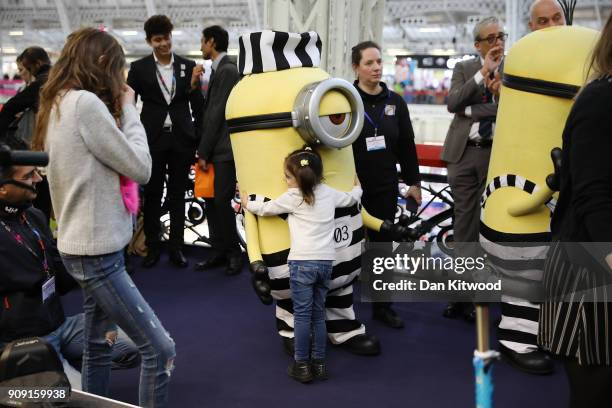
[364,96,392,152]
[42,276,56,303]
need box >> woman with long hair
[33,28,175,407]
[0,46,53,222]
[538,13,612,408]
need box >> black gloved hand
[380,217,419,242]
[250,260,273,305]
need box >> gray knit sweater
[45,90,151,255]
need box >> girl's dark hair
[16,46,51,76]
[284,146,323,206]
[144,15,173,40]
[351,40,381,67]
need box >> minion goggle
[227,78,364,149]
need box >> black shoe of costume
[442,302,464,319]
[142,248,160,268]
[311,359,328,380]
[194,255,226,271]
[282,337,295,357]
[287,361,313,383]
[225,255,244,276]
[373,307,405,329]
[169,249,188,268]
[339,334,381,356]
[499,344,554,375]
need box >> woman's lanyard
[0,214,50,279]
[363,94,391,137]
[155,65,176,101]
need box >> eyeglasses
[477,33,508,45]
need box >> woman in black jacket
[0,46,52,222]
[538,14,612,408]
[351,41,422,329]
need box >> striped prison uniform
[481,174,553,353]
[263,204,366,344]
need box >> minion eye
[328,113,346,125]
[320,113,351,138]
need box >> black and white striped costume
[261,201,366,343]
[480,174,552,354]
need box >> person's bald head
[529,0,566,31]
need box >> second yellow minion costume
[479,25,598,372]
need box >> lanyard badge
[155,65,176,100]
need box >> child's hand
[354,174,361,186]
[240,191,249,209]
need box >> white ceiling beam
[53,0,71,36]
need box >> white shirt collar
[153,52,174,67]
[211,52,227,71]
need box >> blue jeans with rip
[288,260,333,362]
[61,250,175,408]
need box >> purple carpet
[62,246,567,408]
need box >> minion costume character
[227,31,411,355]
[479,25,598,374]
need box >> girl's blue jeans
[288,260,333,362]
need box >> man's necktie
[478,87,494,139]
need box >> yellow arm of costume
[244,210,263,263]
[361,207,384,231]
[507,187,554,217]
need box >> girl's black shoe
[287,361,313,383]
[311,359,328,380]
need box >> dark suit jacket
[197,55,240,163]
[441,57,498,164]
[127,53,203,152]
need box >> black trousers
[143,141,194,251]
[33,176,52,225]
[564,358,612,408]
[204,160,240,257]
[362,189,398,312]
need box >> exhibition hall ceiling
[0,0,610,57]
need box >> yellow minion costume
[479,26,598,372]
[227,31,410,355]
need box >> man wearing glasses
[440,17,504,321]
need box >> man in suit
[192,25,243,276]
[440,16,504,321]
[127,15,204,268]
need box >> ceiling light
[122,31,138,36]
[172,30,183,36]
[9,31,24,36]
[418,27,441,33]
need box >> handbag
[194,163,215,198]
[7,108,36,146]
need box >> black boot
[339,334,381,356]
[311,359,328,380]
[499,343,554,375]
[287,361,313,383]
